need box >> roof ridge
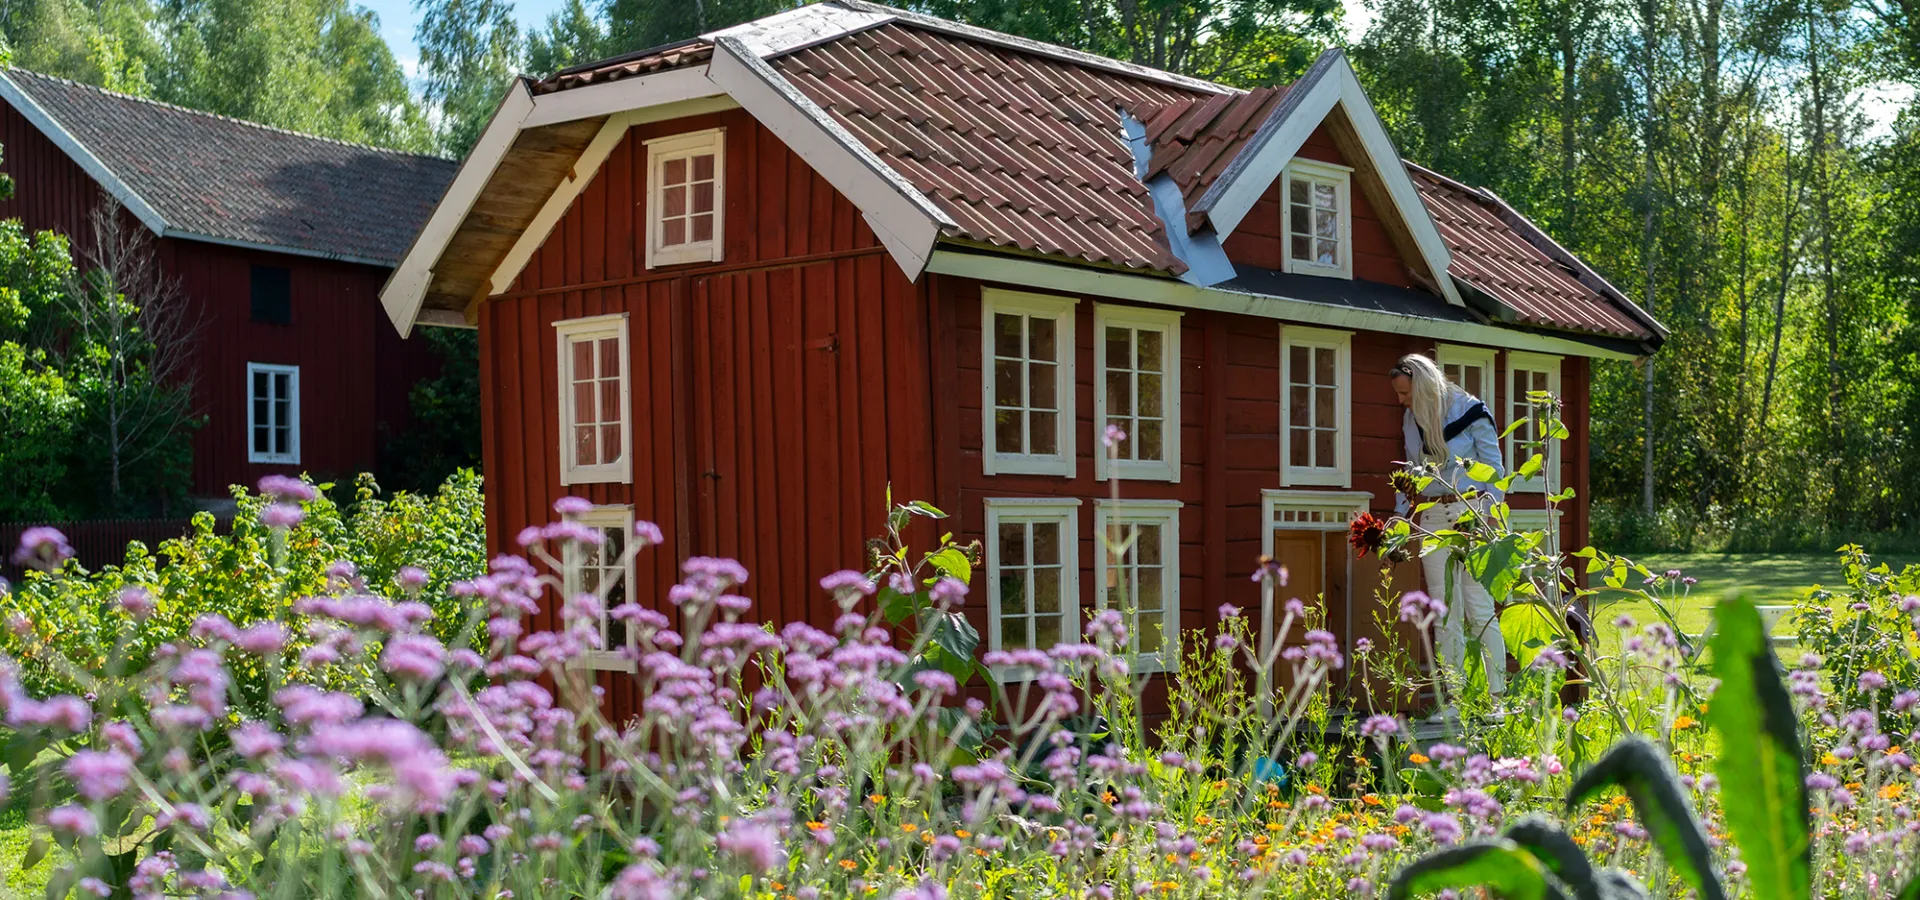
[1,67,455,163]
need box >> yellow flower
[1409,753,1431,765]
[1266,822,1284,832]
[868,793,886,804]
[1672,715,1696,730]
[955,829,971,839]
[1880,783,1905,800]
[1823,752,1841,766]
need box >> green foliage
[1707,598,1810,900]
[0,341,81,519]
[0,470,487,704]
[380,326,483,492]
[1388,839,1564,900]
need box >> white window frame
[644,128,725,269]
[1505,352,1563,494]
[983,497,1081,681]
[1258,489,1372,665]
[981,289,1077,477]
[1093,499,1181,675]
[1281,158,1354,280]
[562,504,638,672]
[1093,304,1181,483]
[245,362,300,464]
[1279,325,1352,487]
[1435,343,1498,405]
[555,313,633,485]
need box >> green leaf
[1466,534,1524,598]
[926,547,971,585]
[926,611,980,679]
[1707,598,1810,900]
[1895,871,1920,900]
[1565,737,1726,900]
[905,501,947,519]
[877,587,917,625]
[1468,461,1499,483]
[1502,816,1599,900]
[1387,840,1566,900]
[1514,454,1544,480]
[1500,604,1564,670]
[20,837,48,871]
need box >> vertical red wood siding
[480,110,939,715]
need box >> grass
[1588,550,1920,645]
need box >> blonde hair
[1392,353,1461,463]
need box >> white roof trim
[521,66,726,129]
[926,249,1638,360]
[707,35,950,279]
[0,71,170,235]
[380,78,537,336]
[703,2,896,59]
[1188,51,1464,307]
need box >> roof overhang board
[380,78,537,337]
[0,71,170,237]
[1187,51,1464,307]
[926,249,1642,360]
[488,94,741,296]
[521,66,727,128]
[707,35,951,280]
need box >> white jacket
[1397,390,1505,516]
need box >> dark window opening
[250,265,292,324]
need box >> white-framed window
[562,503,637,671]
[1093,304,1180,482]
[1505,352,1563,493]
[1435,343,1497,405]
[645,128,725,268]
[982,289,1076,477]
[984,498,1081,678]
[1282,159,1353,279]
[1094,499,1180,674]
[246,363,299,464]
[1259,489,1371,658]
[1279,325,1351,487]
[555,313,632,485]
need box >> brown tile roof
[772,22,1205,272]
[1137,86,1290,226]
[1,68,457,267]
[530,40,716,95]
[1412,164,1654,340]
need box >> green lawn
[1587,550,1919,646]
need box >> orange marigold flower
[1409,753,1431,765]
[1823,752,1841,766]
[1196,814,1214,825]
[1672,715,1696,730]
[806,821,828,831]
[1361,793,1383,807]
[1880,783,1905,800]
[838,859,857,871]
[900,823,918,833]
[868,794,886,804]
[955,830,971,839]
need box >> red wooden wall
[0,97,439,500]
[480,109,940,717]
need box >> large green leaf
[926,547,971,585]
[1707,598,1810,900]
[1503,816,1599,900]
[1565,738,1726,900]
[1895,871,1920,900]
[925,610,980,679]
[1501,603,1564,669]
[1388,840,1566,900]
[1467,533,1525,599]
[877,586,917,625]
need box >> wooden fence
[0,518,219,583]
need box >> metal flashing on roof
[705,2,896,59]
[1121,107,1232,286]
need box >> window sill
[1282,468,1349,488]
[561,463,632,486]
[984,454,1075,478]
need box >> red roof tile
[530,40,715,95]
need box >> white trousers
[1419,502,1507,698]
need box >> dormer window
[1283,159,1351,279]
[645,128,725,268]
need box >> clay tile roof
[1139,84,1289,209]
[1,68,456,266]
[530,40,716,95]
[1411,164,1657,340]
[772,22,1204,272]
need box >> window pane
[1138,374,1162,416]
[596,337,618,378]
[574,380,596,427]
[274,373,290,402]
[1029,361,1056,409]
[1289,385,1310,427]
[1290,235,1311,260]
[1315,428,1336,466]
[253,394,268,426]
[1106,327,1131,368]
[1314,181,1336,209]
[253,371,269,400]
[1106,371,1132,417]
[997,615,1023,651]
[576,424,598,467]
[1137,612,1161,653]
[1315,347,1336,384]
[663,218,686,246]
[1291,429,1309,466]
[1290,205,1310,238]
[274,423,289,455]
[693,154,714,180]
[1314,386,1335,430]
[663,184,686,217]
[1135,524,1162,565]
[994,360,1023,409]
[1289,345,1309,380]
[692,181,714,214]
[1316,239,1337,266]
[1031,522,1060,565]
[1034,614,1060,649]
[601,424,622,462]
[1033,567,1060,613]
[1029,317,1056,362]
[1137,330,1162,372]
[994,313,1022,358]
[599,378,621,427]
[1289,178,1308,204]
[1315,208,1338,239]
[1003,570,1030,615]
[998,522,1026,565]
[1138,419,1163,461]
[664,157,686,184]
[994,410,1022,454]
[254,426,268,453]
[1028,412,1057,454]
[692,213,713,243]
[572,339,595,380]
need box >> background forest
[0,0,1914,549]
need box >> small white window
[1505,352,1563,493]
[982,289,1076,477]
[246,363,299,464]
[984,498,1081,678]
[645,128,724,268]
[555,313,631,485]
[1094,500,1180,674]
[562,504,637,671]
[1283,159,1352,279]
[1279,325,1351,487]
[1435,343,1497,405]
[1093,304,1180,482]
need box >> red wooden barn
[380,2,1664,715]
[0,69,457,504]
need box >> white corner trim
[1191,52,1463,307]
[707,35,950,279]
[380,77,537,338]
[520,67,727,129]
[703,2,896,58]
[0,72,169,235]
[925,250,1637,360]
